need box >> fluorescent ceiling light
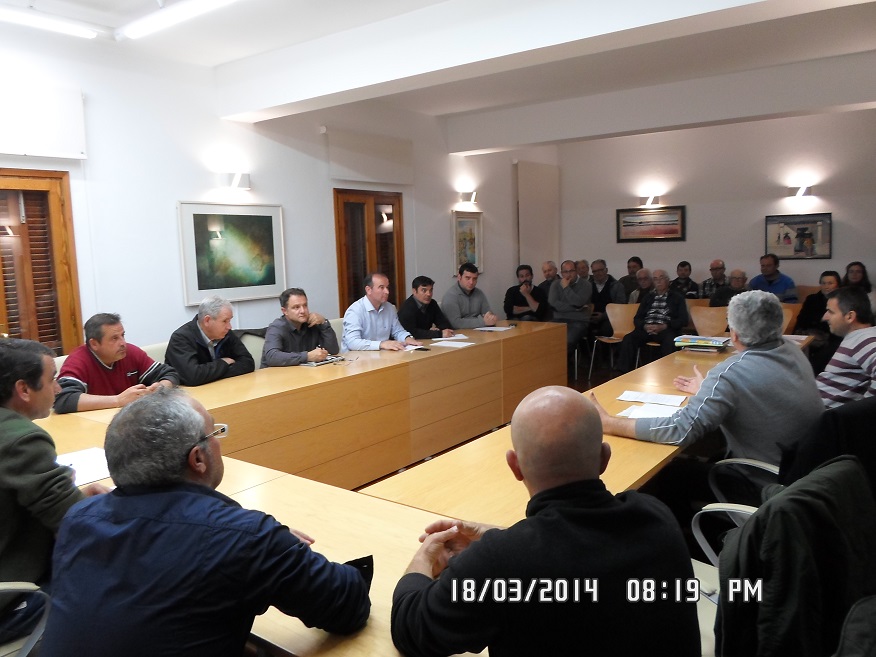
[0,6,98,39]
[117,0,242,40]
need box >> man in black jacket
[398,276,455,339]
[390,386,700,657]
[165,296,254,385]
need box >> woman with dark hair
[843,261,876,313]
[795,270,842,374]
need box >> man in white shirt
[817,286,876,407]
[342,273,422,351]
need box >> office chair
[0,583,50,657]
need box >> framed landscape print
[178,202,286,305]
[452,210,483,271]
[616,206,686,243]
[764,213,832,259]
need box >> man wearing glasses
[41,388,372,656]
[700,259,729,300]
[548,260,593,361]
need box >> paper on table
[404,345,428,351]
[56,447,110,486]
[617,404,680,419]
[433,334,469,340]
[617,390,686,407]
[430,341,475,348]
[475,326,513,332]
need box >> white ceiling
[2,0,876,124]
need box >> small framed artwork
[764,213,832,259]
[452,210,483,272]
[616,206,686,243]
[178,202,287,305]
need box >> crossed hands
[409,519,497,578]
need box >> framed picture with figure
[178,202,286,305]
[452,210,483,272]
[764,213,832,259]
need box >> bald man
[390,387,700,657]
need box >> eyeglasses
[591,268,607,274]
[560,269,575,274]
[184,424,228,464]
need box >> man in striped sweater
[817,286,876,407]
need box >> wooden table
[41,322,565,491]
[233,474,479,657]
[361,349,733,527]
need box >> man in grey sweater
[442,263,498,329]
[549,259,593,356]
[593,290,822,466]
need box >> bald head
[508,386,609,495]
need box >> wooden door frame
[333,189,405,316]
[0,168,83,352]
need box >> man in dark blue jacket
[41,388,371,657]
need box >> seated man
[343,273,421,351]
[669,260,699,299]
[398,276,455,339]
[575,259,590,280]
[817,286,876,407]
[700,259,729,300]
[596,291,823,467]
[442,263,498,329]
[40,388,372,657]
[617,256,643,299]
[548,260,592,355]
[749,253,798,302]
[262,287,339,366]
[617,270,687,372]
[627,267,653,303]
[709,269,748,307]
[165,296,254,385]
[589,259,627,336]
[54,313,178,414]
[0,339,107,644]
[391,387,700,657]
[537,260,559,296]
[503,264,548,321]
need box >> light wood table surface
[233,474,477,657]
[360,349,734,528]
[49,322,565,490]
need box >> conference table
[360,348,732,527]
[65,321,566,490]
[33,342,737,656]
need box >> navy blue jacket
[42,483,371,657]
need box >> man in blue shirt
[342,273,421,351]
[749,253,798,302]
[41,388,372,657]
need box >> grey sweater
[635,339,823,464]
[441,283,492,329]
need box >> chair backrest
[240,334,265,369]
[53,354,68,371]
[781,303,802,333]
[689,306,729,337]
[686,298,710,311]
[141,341,168,363]
[718,456,876,657]
[328,318,343,346]
[604,303,637,339]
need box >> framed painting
[764,213,832,259]
[616,206,686,243]
[453,210,483,272]
[178,202,286,305]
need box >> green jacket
[0,407,83,611]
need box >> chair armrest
[708,458,780,504]
[0,583,50,657]
[692,503,757,566]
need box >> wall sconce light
[458,191,477,204]
[209,230,223,240]
[639,195,661,207]
[220,173,251,190]
[0,226,15,237]
[787,186,814,197]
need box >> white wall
[557,110,876,287]
[3,29,875,351]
